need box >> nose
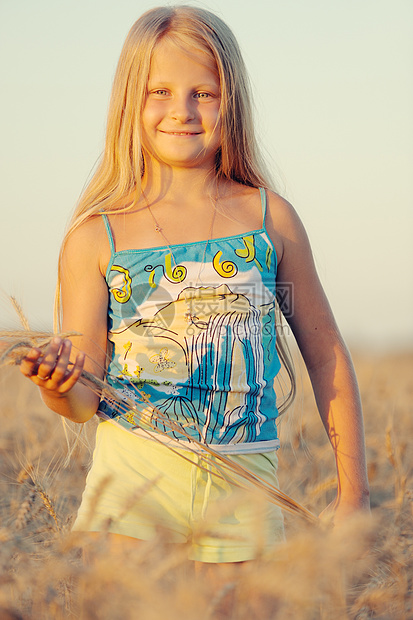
[170,94,196,123]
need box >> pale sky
[1,0,412,351]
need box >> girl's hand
[20,338,85,395]
[319,494,371,527]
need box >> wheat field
[0,350,412,619]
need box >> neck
[141,158,219,205]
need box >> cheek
[204,105,221,131]
[210,112,222,144]
[142,102,162,131]
[140,108,156,154]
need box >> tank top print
[97,188,282,454]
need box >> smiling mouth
[161,131,201,136]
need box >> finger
[58,352,85,393]
[20,348,42,378]
[49,339,73,383]
[36,337,63,380]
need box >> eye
[194,92,214,99]
[148,88,170,97]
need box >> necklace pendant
[155,225,162,233]
[184,311,195,324]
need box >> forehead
[148,36,219,84]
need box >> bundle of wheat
[0,324,319,525]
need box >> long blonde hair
[56,5,295,413]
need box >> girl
[20,6,369,564]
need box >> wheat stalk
[15,462,61,532]
[0,329,319,525]
[14,489,37,531]
[9,297,31,332]
[0,331,79,367]
[386,420,407,510]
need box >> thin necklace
[144,192,218,325]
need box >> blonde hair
[56,5,295,413]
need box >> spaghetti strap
[101,213,115,255]
[259,187,267,225]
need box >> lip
[160,130,202,136]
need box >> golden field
[0,350,412,619]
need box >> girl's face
[142,37,221,171]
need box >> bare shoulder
[221,181,261,213]
[265,189,310,265]
[216,181,265,235]
[62,216,111,277]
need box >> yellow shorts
[72,421,285,563]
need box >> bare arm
[267,192,370,520]
[20,218,109,423]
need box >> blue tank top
[97,188,282,454]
